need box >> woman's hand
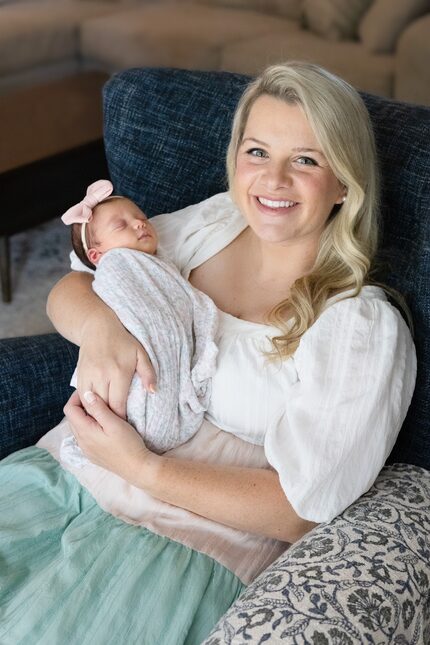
[77,309,156,420]
[47,271,156,419]
[64,390,157,486]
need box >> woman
[0,62,416,644]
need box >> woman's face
[232,95,345,248]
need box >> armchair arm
[205,464,430,643]
[396,14,430,106]
[0,333,78,459]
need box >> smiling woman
[226,62,378,358]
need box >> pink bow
[61,180,114,225]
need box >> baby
[60,180,219,466]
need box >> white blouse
[71,191,417,523]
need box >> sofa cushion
[221,30,394,97]
[303,0,373,40]
[81,3,296,71]
[191,0,302,21]
[0,1,122,77]
[396,14,430,106]
[359,0,430,54]
[103,68,430,470]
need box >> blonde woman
[0,63,416,644]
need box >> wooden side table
[0,72,110,303]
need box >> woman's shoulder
[318,285,405,330]
[295,285,415,368]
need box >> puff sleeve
[264,289,417,523]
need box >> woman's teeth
[257,197,296,208]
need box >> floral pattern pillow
[205,463,430,644]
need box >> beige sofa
[1,0,430,106]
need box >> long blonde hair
[227,61,380,359]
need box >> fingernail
[84,390,96,404]
[148,384,156,394]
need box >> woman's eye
[247,148,268,159]
[297,156,317,166]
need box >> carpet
[0,219,72,339]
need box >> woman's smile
[254,195,300,217]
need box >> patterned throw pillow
[359,0,430,53]
[303,0,373,40]
[191,0,302,21]
[205,464,430,644]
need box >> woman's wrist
[131,449,162,492]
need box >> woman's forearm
[65,391,315,541]
[139,455,317,543]
[47,271,114,345]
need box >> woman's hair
[227,61,383,360]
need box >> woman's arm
[145,453,316,542]
[47,272,157,418]
[47,272,108,344]
[65,391,317,542]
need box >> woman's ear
[87,248,103,266]
[334,184,347,205]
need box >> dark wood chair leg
[0,235,11,303]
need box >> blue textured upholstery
[0,334,77,458]
[104,67,430,471]
[103,68,249,215]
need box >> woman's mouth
[255,195,299,215]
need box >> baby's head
[62,180,158,270]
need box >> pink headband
[61,179,114,253]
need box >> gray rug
[0,219,72,339]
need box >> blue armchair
[1,68,429,643]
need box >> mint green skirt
[0,447,245,645]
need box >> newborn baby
[60,180,218,466]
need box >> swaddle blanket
[61,248,218,466]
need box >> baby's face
[88,198,158,263]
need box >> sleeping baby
[60,179,218,467]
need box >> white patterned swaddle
[61,248,219,467]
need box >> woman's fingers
[63,390,99,438]
[76,351,109,403]
[81,390,119,427]
[75,321,157,419]
[108,347,158,418]
[136,347,157,394]
[108,378,129,420]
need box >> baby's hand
[77,312,156,419]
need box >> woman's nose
[263,162,292,190]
